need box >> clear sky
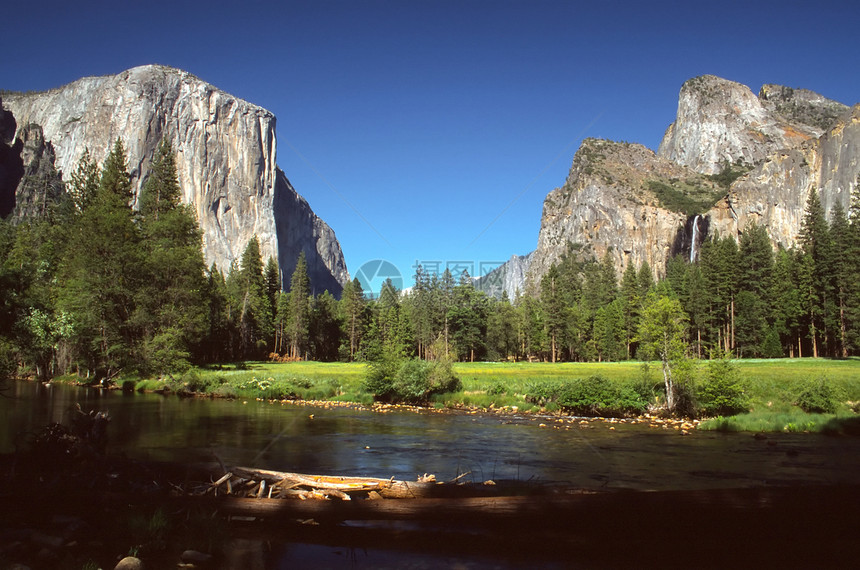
[3,0,858,293]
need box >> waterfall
[689,215,701,263]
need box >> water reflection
[3,381,860,491]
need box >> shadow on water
[3,381,860,568]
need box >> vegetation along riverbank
[51,357,860,435]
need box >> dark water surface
[3,380,860,491]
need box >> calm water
[3,380,860,491]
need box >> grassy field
[123,358,860,432]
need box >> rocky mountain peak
[657,75,846,175]
[759,84,849,131]
[1,65,348,293]
[502,76,855,299]
[529,138,722,286]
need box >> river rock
[181,549,214,564]
[114,556,145,570]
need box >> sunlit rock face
[528,138,718,285]
[707,104,860,248]
[657,75,847,175]
[507,77,856,295]
[2,65,348,293]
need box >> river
[4,380,860,491]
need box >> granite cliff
[0,65,348,293]
[658,75,847,174]
[708,104,860,249]
[527,138,723,286]
[492,75,855,297]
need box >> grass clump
[699,410,856,434]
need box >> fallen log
[217,466,508,499]
[229,467,394,493]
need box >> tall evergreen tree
[309,290,342,361]
[448,271,488,362]
[68,148,100,213]
[829,203,851,357]
[540,264,565,362]
[486,292,518,361]
[137,140,207,372]
[340,277,366,361]
[734,223,774,357]
[798,187,833,357]
[286,251,311,359]
[235,237,271,358]
[619,262,641,358]
[57,139,142,378]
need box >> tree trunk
[839,298,848,359]
[662,357,674,412]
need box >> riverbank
[49,357,860,433]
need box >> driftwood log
[208,466,482,500]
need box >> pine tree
[139,139,180,220]
[540,264,565,362]
[57,139,142,378]
[798,187,833,357]
[68,148,100,213]
[137,140,207,372]
[829,203,851,357]
[734,223,774,357]
[309,290,342,361]
[236,237,272,358]
[448,271,488,362]
[376,278,406,356]
[846,177,860,352]
[486,292,518,361]
[340,277,365,361]
[619,262,641,359]
[286,251,311,359]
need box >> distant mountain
[489,75,856,297]
[0,65,348,294]
[474,252,534,299]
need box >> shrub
[392,360,432,404]
[524,381,564,406]
[796,378,840,414]
[556,375,648,417]
[427,359,461,394]
[363,356,461,405]
[363,353,401,402]
[697,357,749,417]
[180,369,212,392]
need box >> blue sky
[3,0,858,293]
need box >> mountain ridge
[482,75,856,298]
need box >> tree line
[2,142,859,384]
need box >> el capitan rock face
[1,65,348,293]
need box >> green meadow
[117,358,860,433]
